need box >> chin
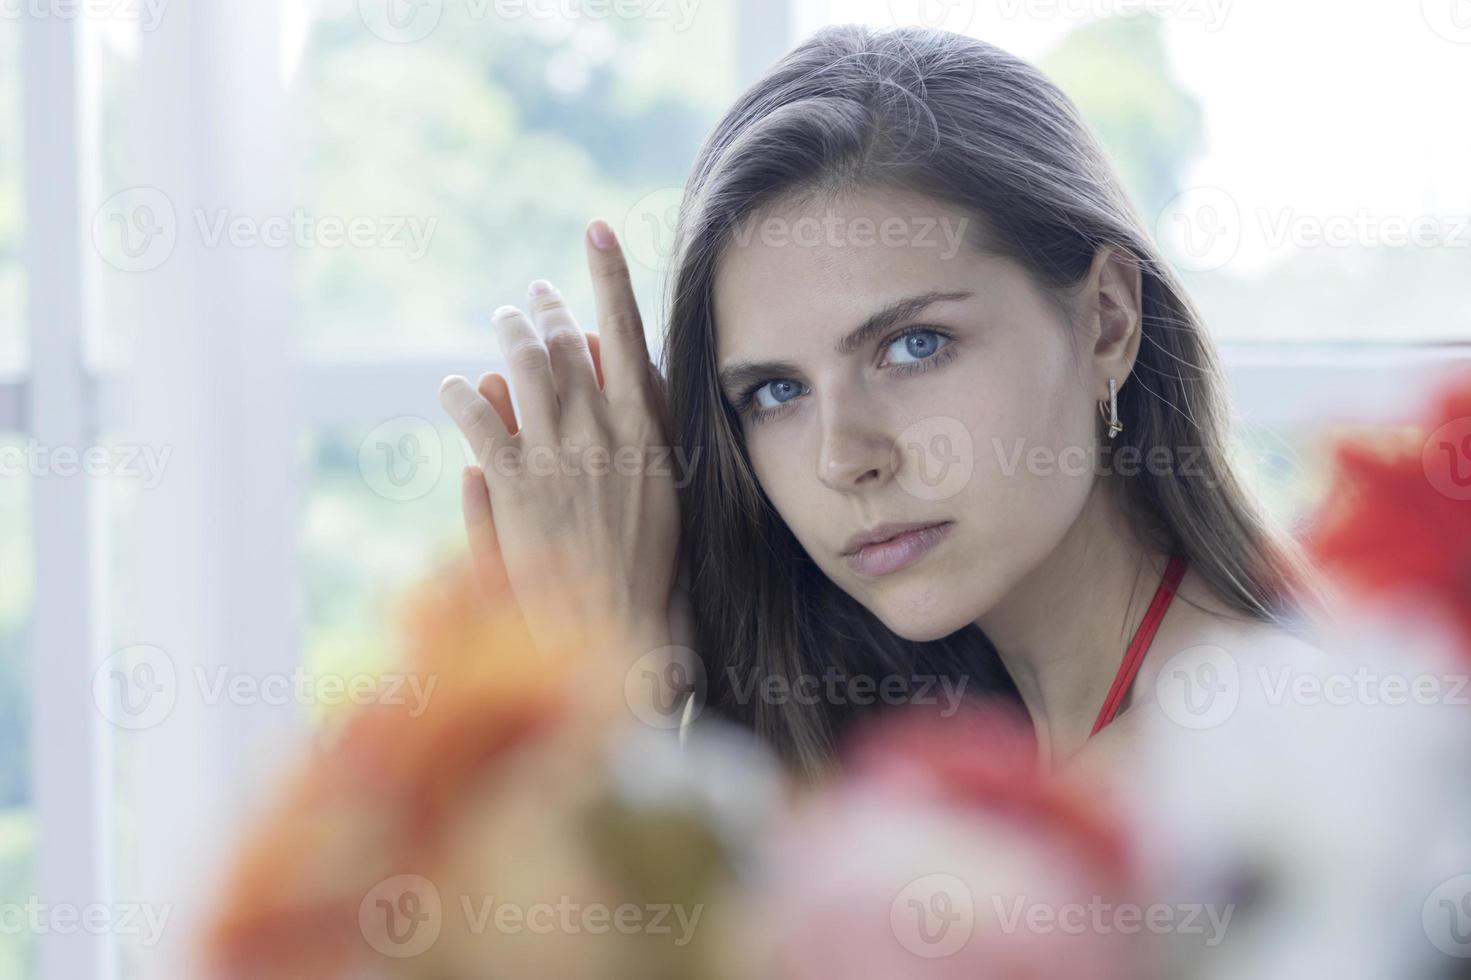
[865,584,975,644]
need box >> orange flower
[202,556,622,980]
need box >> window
[287,0,740,358]
[0,18,32,980]
[0,21,21,370]
[0,440,34,980]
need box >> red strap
[1089,555,1188,736]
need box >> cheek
[948,346,1098,548]
[745,428,810,523]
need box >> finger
[490,305,560,439]
[440,374,512,471]
[585,332,604,391]
[525,279,599,410]
[585,218,654,407]
[461,464,510,600]
[476,371,518,434]
[645,357,671,437]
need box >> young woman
[439,24,1329,783]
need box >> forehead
[712,186,985,361]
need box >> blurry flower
[737,700,1147,980]
[1307,369,1471,658]
[1124,614,1471,980]
[1119,369,1471,980]
[203,555,752,980]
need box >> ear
[1080,245,1143,399]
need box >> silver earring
[1098,377,1122,439]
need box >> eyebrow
[717,289,975,399]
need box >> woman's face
[713,187,1117,641]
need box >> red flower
[1306,369,1471,657]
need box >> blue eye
[752,379,805,410]
[886,328,949,365]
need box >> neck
[976,479,1172,769]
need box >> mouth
[841,520,954,578]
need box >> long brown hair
[659,24,1327,780]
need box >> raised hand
[439,219,681,660]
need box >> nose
[815,397,894,492]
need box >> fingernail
[528,279,554,296]
[440,377,479,420]
[588,219,615,251]
[493,304,519,320]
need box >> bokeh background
[1,0,1469,977]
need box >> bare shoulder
[1058,568,1334,785]
[1137,565,1331,688]
[1066,596,1328,782]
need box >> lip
[842,521,953,578]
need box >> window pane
[299,422,469,728]
[0,433,36,980]
[286,0,740,357]
[816,1,1471,343]
[0,22,24,371]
